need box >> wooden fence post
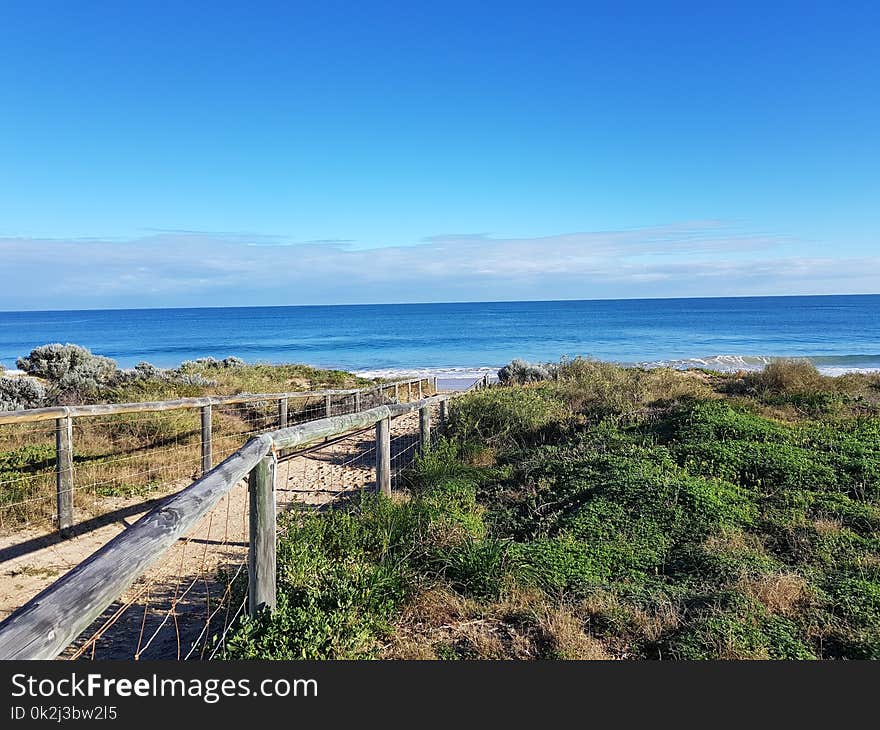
[394,383,399,402]
[418,380,423,400]
[325,394,332,417]
[375,416,391,497]
[56,416,74,537]
[200,405,212,475]
[278,398,288,429]
[248,455,277,616]
[440,398,448,423]
[355,391,362,412]
[407,382,412,401]
[419,406,431,453]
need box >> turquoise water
[1,295,879,377]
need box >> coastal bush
[447,387,569,448]
[107,360,218,400]
[744,359,826,396]
[176,360,366,394]
[497,359,552,385]
[180,355,247,371]
[17,343,118,384]
[7,344,365,407]
[133,361,162,380]
[0,376,46,410]
[437,536,514,599]
[168,372,216,387]
[16,343,119,402]
[661,593,817,659]
[221,465,487,658]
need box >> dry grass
[744,359,827,395]
[738,573,812,616]
[704,529,767,555]
[716,640,771,660]
[467,447,497,468]
[813,518,843,535]
[551,359,716,418]
[538,607,612,660]
[579,589,681,653]
[382,585,614,660]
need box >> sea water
[1,295,878,377]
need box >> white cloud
[0,222,874,309]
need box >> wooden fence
[0,374,494,659]
[0,377,435,537]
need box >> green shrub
[222,502,417,659]
[437,536,513,598]
[514,534,616,592]
[665,600,817,659]
[448,387,569,448]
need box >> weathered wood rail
[0,376,436,537]
[0,392,453,659]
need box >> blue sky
[1,1,878,309]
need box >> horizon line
[1,291,879,316]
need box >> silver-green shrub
[17,343,118,383]
[123,360,216,388]
[181,356,246,370]
[497,359,551,385]
[0,376,46,410]
[133,361,162,380]
[16,343,119,402]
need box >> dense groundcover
[222,360,880,659]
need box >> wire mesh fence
[70,410,204,519]
[0,420,59,530]
[65,478,251,660]
[0,380,433,538]
[59,403,439,660]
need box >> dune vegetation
[1,343,371,411]
[223,358,880,660]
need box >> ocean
[1,295,879,378]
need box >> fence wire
[0,420,59,530]
[65,479,251,660]
[0,382,430,536]
[0,380,437,656]
[62,404,436,660]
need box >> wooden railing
[0,377,435,537]
[0,392,454,659]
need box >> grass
[221,358,880,660]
